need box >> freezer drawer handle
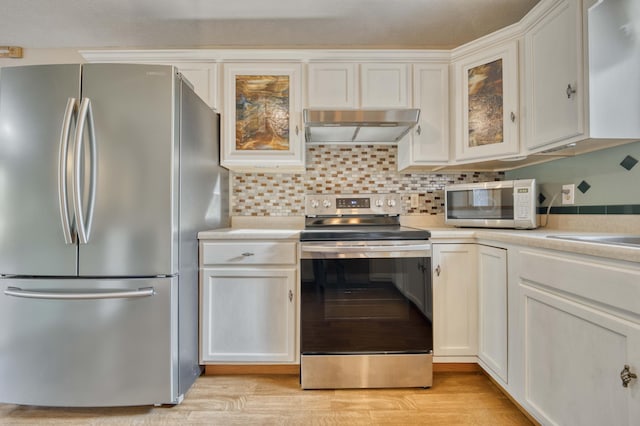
[3,286,155,300]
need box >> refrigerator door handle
[4,286,156,300]
[73,98,98,244]
[58,97,77,245]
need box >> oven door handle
[301,243,432,258]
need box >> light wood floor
[0,372,534,425]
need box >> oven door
[300,240,433,389]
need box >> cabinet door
[453,40,519,161]
[221,63,304,172]
[307,63,357,108]
[360,63,410,108]
[432,244,478,357]
[177,63,218,110]
[524,0,584,149]
[398,63,450,170]
[520,284,640,426]
[200,268,297,363]
[478,245,508,383]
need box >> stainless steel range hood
[303,109,420,144]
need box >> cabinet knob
[295,125,299,136]
[435,264,441,277]
[416,125,422,135]
[288,289,293,302]
[566,84,577,99]
[621,365,637,388]
[241,252,254,257]
[510,112,516,123]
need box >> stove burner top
[302,193,430,241]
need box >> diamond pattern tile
[538,193,546,204]
[620,155,638,171]
[577,180,591,194]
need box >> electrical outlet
[410,193,420,208]
[562,184,575,205]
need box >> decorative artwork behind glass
[235,75,290,151]
[467,59,503,147]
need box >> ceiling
[2,0,540,50]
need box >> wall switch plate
[410,193,420,208]
[562,184,575,205]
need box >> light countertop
[198,227,640,264]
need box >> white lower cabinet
[199,239,298,363]
[432,243,478,359]
[477,245,508,384]
[517,248,640,425]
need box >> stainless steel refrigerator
[0,63,229,407]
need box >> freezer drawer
[0,277,177,407]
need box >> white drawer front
[201,241,297,265]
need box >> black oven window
[300,257,433,355]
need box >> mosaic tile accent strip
[231,145,504,216]
[620,155,638,171]
[577,180,591,194]
[537,204,640,215]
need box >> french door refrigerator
[0,63,229,407]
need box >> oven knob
[375,199,384,207]
[387,199,396,207]
[322,199,331,208]
[310,199,319,208]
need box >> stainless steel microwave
[444,179,537,229]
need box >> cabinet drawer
[201,241,297,265]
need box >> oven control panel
[305,193,402,216]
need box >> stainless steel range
[300,193,433,389]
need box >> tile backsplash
[231,145,503,216]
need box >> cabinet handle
[288,289,293,302]
[241,252,254,257]
[621,365,637,388]
[416,125,421,135]
[435,264,441,277]
[510,112,516,123]
[295,125,299,136]
[566,84,577,99]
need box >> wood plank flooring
[0,372,534,425]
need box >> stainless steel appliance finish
[303,109,420,143]
[0,64,229,407]
[300,193,433,389]
[444,179,537,229]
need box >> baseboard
[478,366,541,426]
[432,363,481,373]
[205,362,479,375]
[204,364,300,375]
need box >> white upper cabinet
[360,63,410,108]
[524,0,583,150]
[306,63,357,109]
[175,63,219,110]
[397,63,450,170]
[453,40,520,161]
[524,0,640,152]
[306,62,409,109]
[221,63,304,172]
